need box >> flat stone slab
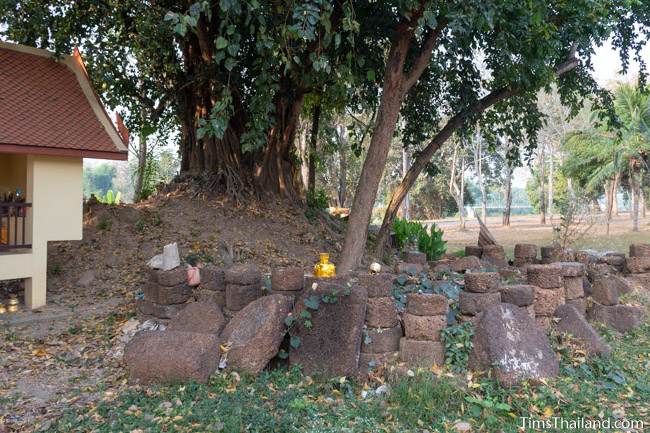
[554,304,611,356]
[469,303,559,387]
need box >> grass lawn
[51,298,650,433]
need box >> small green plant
[93,190,122,205]
[441,322,474,372]
[96,214,111,230]
[392,218,426,250]
[50,264,63,275]
[306,189,328,209]
[392,218,446,260]
[417,224,446,261]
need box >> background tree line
[2,0,648,270]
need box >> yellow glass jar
[314,253,336,278]
[7,296,18,313]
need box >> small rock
[454,421,472,433]
[375,384,391,396]
[162,243,181,271]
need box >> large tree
[360,0,650,264]
[1,0,358,200]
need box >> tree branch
[403,16,448,91]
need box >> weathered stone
[136,299,187,319]
[609,274,632,295]
[563,277,584,300]
[162,243,181,271]
[468,303,559,387]
[526,264,563,289]
[271,266,304,292]
[357,273,394,298]
[513,258,534,268]
[575,250,599,266]
[464,272,500,293]
[587,263,614,280]
[200,265,226,291]
[404,251,427,265]
[196,289,225,307]
[431,261,452,273]
[565,298,586,316]
[465,245,483,258]
[459,291,501,315]
[168,302,226,336]
[304,275,351,291]
[399,339,444,367]
[554,304,611,356]
[124,330,220,384]
[629,243,650,257]
[588,303,644,333]
[358,351,399,374]
[626,272,650,290]
[395,262,426,274]
[540,245,562,260]
[626,256,650,274]
[498,267,521,279]
[221,294,293,373]
[361,325,402,353]
[289,285,368,377]
[591,277,620,306]
[557,262,585,277]
[152,267,187,287]
[406,293,448,316]
[224,264,262,285]
[500,285,535,306]
[225,283,262,311]
[601,253,625,269]
[457,313,482,325]
[482,245,507,267]
[451,256,482,273]
[514,244,538,259]
[534,287,565,316]
[143,282,192,305]
[522,304,536,318]
[402,313,446,341]
[535,316,553,331]
[365,297,399,328]
[583,277,592,297]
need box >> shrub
[306,189,328,209]
[417,224,446,261]
[392,218,446,260]
[441,322,475,372]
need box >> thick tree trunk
[502,164,512,226]
[548,149,554,221]
[308,104,321,196]
[632,170,640,231]
[338,25,413,272]
[338,125,348,207]
[134,131,148,202]
[538,146,546,225]
[401,149,410,219]
[299,125,309,191]
[255,92,306,201]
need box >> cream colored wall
[0,155,83,309]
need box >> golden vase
[7,296,18,313]
[314,253,336,278]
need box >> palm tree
[562,83,650,233]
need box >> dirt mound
[47,187,346,308]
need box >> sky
[510,39,650,188]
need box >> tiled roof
[0,42,128,160]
